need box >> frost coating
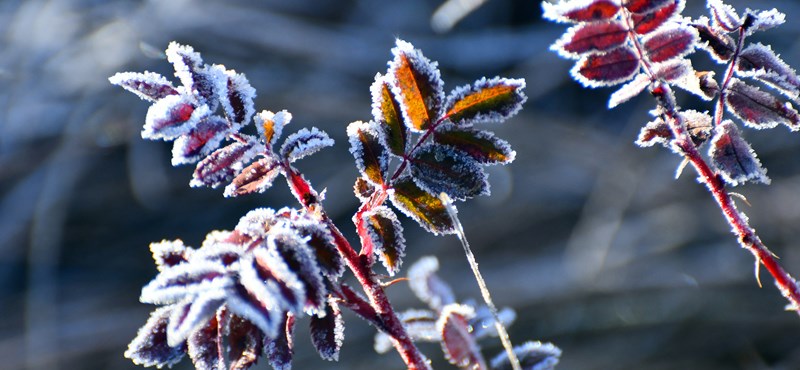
[347,120,389,185]
[108,71,178,102]
[140,260,232,305]
[388,38,445,132]
[737,43,800,99]
[309,298,344,361]
[143,95,210,140]
[708,120,770,186]
[410,144,489,200]
[190,137,261,188]
[256,110,291,149]
[552,21,628,59]
[745,8,786,36]
[490,341,562,370]
[707,0,742,31]
[252,241,307,313]
[125,305,186,368]
[219,67,256,130]
[408,256,455,311]
[608,73,650,108]
[362,206,406,276]
[150,239,192,272]
[443,77,527,125]
[280,127,334,163]
[171,116,230,166]
[542,0,621,24]
[166,292,226,347]
[235,207,279,239]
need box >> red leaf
[726,79,800,130]
[631,0,682,35]
[708,0,741,32]
[438,305,487,370]
[572,46,640,87]
[190,138,260,188]
[543,0,620,23]
[309,298,344,361]
[224,157,282,198]
[109,71,179,102]
[187,315,225,370]
[708,120,770,186]
[124,306,186,368]
[624,0,672,14]
[554,21,629,58]
[227,315,264,370]
[172,116,230,165]
[692,18,735,62]
[643,25,696,63]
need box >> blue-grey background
[3,0,800,369]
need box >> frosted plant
[111,40,559,370]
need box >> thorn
[675,158,689,179]
[755,260,763,288]
[730,192,751,206]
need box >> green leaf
[409,144,488,201]
[371,75,409,156]
[347,121,389,185]
[363,206,406,276]
[389,175,455,235]
[434,125,515,164]
[444,77,526,125]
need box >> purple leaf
[725,78,800,130]
[655,60,717,100]
[707,0,742,31]
[433,124,515,164]
[408,256,456,311]
[226,283,282,339]
[309,298,344,361]
[354,176,377,203]
[371,74,409,156]
[443,77,527,126]
[389,174,455,235]
[490,341,561,370]
[631,0,683,35]
[388,39,445,132]
[265,314,295,370]
[280,127,334,163]
[150,239,192,272]
[238,251,301,317]
[167,293,226,347]
[124,306,186,368]
[226,315,264,370]
[187,314,225,370]
[552,21,629,59]
[171,116,230,166]
[140,260,231,305]
[744,8,786,37]
[692,17,735,63]
[347,120,390,186]
[224,157,282,198]
[291,217,345,280]
[143,95,210,140]
[195,234,244,267]
[270,231,327,314]
[166,42,220,107]
[409,144,488,201]
[708,120,770,186]
[362,206,406,276]
[608,73,650,108]
[109,71,178,102]
[438,304,487,370]
[219,69,256,130]
[542,0,620,23]
[737,43,800,99]
[255,110,291,150]
[571,46,640,87]
[190,137,260,189]
[643,25,697,63]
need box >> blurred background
[3,0,800,369]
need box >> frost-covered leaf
[171,116,230,166]
[608,73,650,108]
[636,110,712,148]
[655,60,716,100]
[390,175,455,235]
[167,292,226,347]
[280,127,334,163]
[708,120,770,186]
[388,39,445,132]
[354,176,377,203]
[224,157,282,198]
[631,0,683,35]
[195,235,243,267]
[737,43,800,99]
[408,256,456,311]
[235,208,279,240]
[166,42,219,106]
[227,315,264,370]
[265,314,294,370]
[256,110,291,149]
[239,251,300,318]
[226,283,281,339]
[140,260,231,305]
[374,310,440,353]
[271,231,327,313]
[347,120,389,185]
[552,21,629,59]
[708,0,742,31]
[219,68,256,130]
[292,218,345,280]
[572,46,640,87]
[443,77,526,125]
[125,306,186,368]
[636,117,672,148]
[109,71,178,102]
[490,341,561,370]
[143,95,210,140]
[469,305,516,340]
[624,0,672,14]
[310,298,344,361]
[542,0,620,23]
[726,78,800,130]
[150,239,192,272]
[744,9,786,37]
[643,25,697,63]
[371,74,408,156]
[433,124,515,164]
[362,206,406,276]
[410,144,488,201]
[692,17,735,62]
[186,314,225,370]
[190,137,260,188]
[438,304,486,370]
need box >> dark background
[4,0,800,369]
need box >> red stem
[283,165,430,369]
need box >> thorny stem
[284,165,431,370]
[440,193,522,370]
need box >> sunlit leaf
[219,68,256,130]
[166,42,220,107]
[124,306,186,368]
[388,39,445,132]
[708,120,770,186]
[280,127,334,163]
[347,120,389,185]
[707,0,741,31]
[737,43,800,99]
[374,309,440,354]
[226,283,281,339]
[692,17,735,63]
[744,9,786,37]
[354,176,377,202]
[389,175,455,235]
[195,235,243,267]
[371,74,408,156]
[655,60,716,100]
[186,315,225,370]
[624,0,672,14]
[490,341,561,370]
[190,137,260,188]
[636,110,713,148]
[143,95,210,140]
[310,298,344,361]
[542,0,620,23]
[172,116,230,166]
[235,208,279,240]
[255,110,291,150]
[271,231,327,313]
[140,260,231,305]
[608,73,650,108]
[239,251,301,316]
[438,304,487,370]
[363,206,406,276]
[291,217,345,280]
[552,21,629,59]
[443,77,526,125]
[571,46,640,87]
[167,292,226,347]
[433,124,515,164]
[631,0,683,35]
[109,71,178,102]
[409,144,488,201]
[408,256,456,311]
[224,157,282,198]
[643,25,697,63]
[150,239,192,272]
[265,314,294,370]
[726,78,800,130]
[227,315,264,370]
